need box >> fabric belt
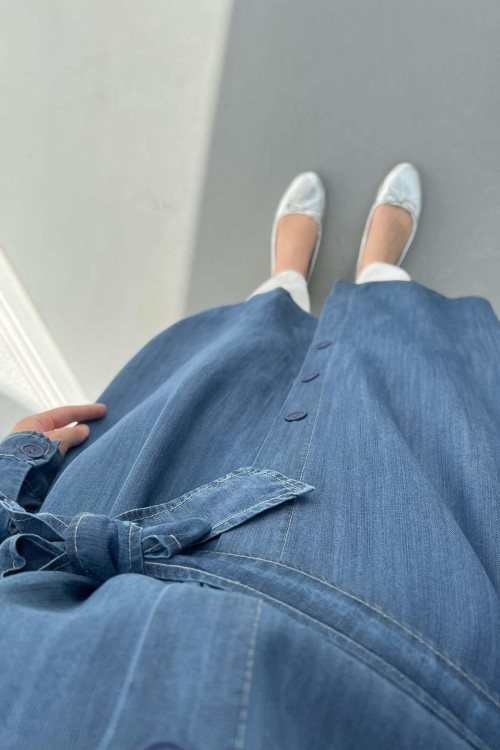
[0,500,211,581]
[0,467,315,582]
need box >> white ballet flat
[270,172,326,282]
[356,162,422,276]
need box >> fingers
[8,403,107,449]
[48,424,90,456]
[41,403,107,430]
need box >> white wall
[0,0,233,405]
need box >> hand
[9,403,107,457]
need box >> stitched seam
[201,549,500,711]
[144,541,164,554]
[298,363,328,484]
[256,469,306,490]
[247,284,323,468]
[124,469,304,523]
[97,586,170,750]
[211,491,292,529]
[50,559,71,572]
[148,563,494,749]
[281,291,355,561]
[45,513,69,528]
[126,471,251,521]
[279,501,296,562]
[14,512,70,528]
[240,467,306,489]
[0,453,36,464]
[128,524,133,573]
[235,598,262,750]
[21,538,55,554]
[298,286,355,487]
[278,344,330,560]
[303,287,355,486]
[279,333,330,561]
[169,534,182,550]
[72,514,92,575]
[23,477,42,503]
[0,451,50,464]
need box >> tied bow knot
[0,496,213,582]
[64,513,212,580]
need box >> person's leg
[248,202,413,305]
[356,261,411,284]
[355,203,413,283]
[247,269,311,312]
[247,214,317,313]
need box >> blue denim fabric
[0,279,500,749]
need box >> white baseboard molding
[0,244,90,414]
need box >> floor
[186,0,500,320]
[0,0,499,415]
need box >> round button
[284,411,307,422]
[19,442,44,458]
[301,372,320,383]
[316,340,332,349]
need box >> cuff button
[19,442,45,458]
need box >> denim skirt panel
[0,571,489,750]
[0,279,500,749]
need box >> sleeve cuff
[0,431,64,512]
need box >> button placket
[252,281,355,475]
[284,334,335,424]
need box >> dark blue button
[301,372,320,383]
[284,411,307,422]
[316,340,332,349]
[19,442,44,458]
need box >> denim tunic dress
[0,279,500,750]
